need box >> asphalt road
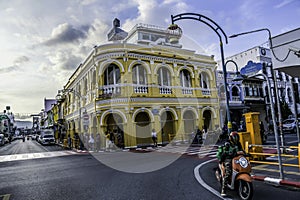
[0,138,63,156]
[0,137,299,200]
[199,158,300,200]
[0,152,216,200]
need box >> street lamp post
[171,13,232,134]
[229,28,286,147]
[57,89,86,137]
[249,65,284,179]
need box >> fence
[245,142,300,170]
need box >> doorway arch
[183,111,196,134]
[203,110,212,131]
[160,111,175,143]
[135,112,151,146]
[105,113,124,148]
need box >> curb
[252,175,300,188]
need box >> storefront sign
[240,60,263,76]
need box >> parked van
[38,129,55,145]
[0,134,5,146]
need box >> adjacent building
[217,46,300,130]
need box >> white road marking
[194,158,232,200]
[0,151,78,163]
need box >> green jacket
[216,142,243,162]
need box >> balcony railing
[231,96,241,102]
[97,84,213,98]
[182,87,193,95]
[159,86,172,94]
[201,89,211,96]
[102,85,122,95]
[134,85,148,94]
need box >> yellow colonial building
[57,19,220,149]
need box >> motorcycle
[215,151,253,200]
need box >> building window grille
[103,64,121,95]
[199,72,210,89]
[158,67,172,94]
[180,69,192,94]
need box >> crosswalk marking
[134,145,219,158]
[0,151,78,163]
[0,146,219,163]
[0,194,11,200]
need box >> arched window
[287,88,292,102]
[104,64,120,85]
[83,78,88,95]
[219,85,226,99]
[132,64,147,85]
[92,70,96,90]
[158,67,171,86]
[232,86,239,96]
[180,69,191,88]
[244,87,249,96]
[199,72,210,89]
[103,64,121,94]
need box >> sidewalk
[251,168,300,189]
[250,148,300,189]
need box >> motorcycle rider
[217,131,244,197]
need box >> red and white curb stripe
[251,175,300,188]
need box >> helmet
[229,131,239,144]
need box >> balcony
[159,86,172,94]
[134,85,148,94]
[97,84,214,99]
[102,85,122,95]
[181,87,193,95]
[201,89,211,96]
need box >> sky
[0,0,299,115]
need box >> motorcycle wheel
[237,180,253,200]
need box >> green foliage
[280,100,292,119]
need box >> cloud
[42,23,90,46]
[46,50,83,71]
[0,55,29,73]
[13,55,30,65]
[274,0,295,8]
[0,65,20,73]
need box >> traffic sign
[83,113,89,125]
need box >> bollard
[298,143,300,170]
[245,141,249,154]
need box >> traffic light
[262,62,268,74]
[33,117,39,130]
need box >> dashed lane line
[0,151,79,163]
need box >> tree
[280,100,292,119]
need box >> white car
[0,134,5,146]
[282,118,300,133]
[39,134,55,145]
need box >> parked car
[38,129,55,145]
[39,134,55,145]
[31,134,37,140]
[282,118,300,133]
[0,134,5,146]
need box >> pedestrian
[96,133,101,152]
[259,121,266,144]
[74,132,79,149]
[105,130,111,151]
[195,126,202,144]
[67,134,72,149]
[88,134,95,151]
[84,132,89,150]
[151,128,157,147]
[110,130,115,146]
